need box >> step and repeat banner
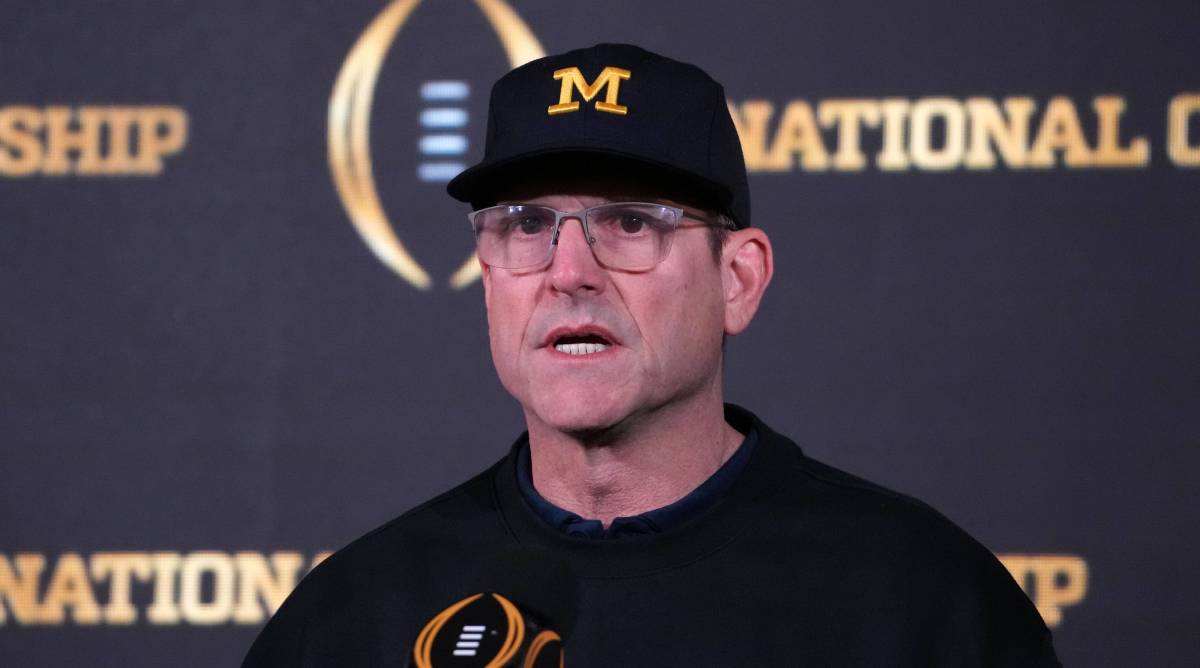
[2,1,1197,666]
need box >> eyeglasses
[468,201,726,271]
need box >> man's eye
[619,216,645,234]
[504,217,547,235]
[594,207,671,235]
[617,214,646,234]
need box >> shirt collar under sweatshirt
[514,424,759,539]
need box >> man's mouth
[547,330,615,356]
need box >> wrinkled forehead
[478,155,722,213]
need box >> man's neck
[524,395,744,528]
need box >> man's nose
[548,217,605,293]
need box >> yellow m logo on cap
[547,66,632,116]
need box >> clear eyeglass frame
[467,201,725,272]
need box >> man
[244,43,1059,666]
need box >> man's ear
[721,228,773,336]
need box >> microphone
[408,546,578,668]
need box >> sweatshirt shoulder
[766,432,992,554]
[760,434,1059,665]
[242,462,512,667]
[312,460,508,587]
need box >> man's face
[480,182,729,437]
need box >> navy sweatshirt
[243,405,1059,667]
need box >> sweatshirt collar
[514,428,759,539]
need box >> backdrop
[2,1,1197,666]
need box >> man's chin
[527,398,633,442]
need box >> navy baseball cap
[446,43,751,228]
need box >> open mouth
[552,333,612,356]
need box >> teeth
[554,342,610,356]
